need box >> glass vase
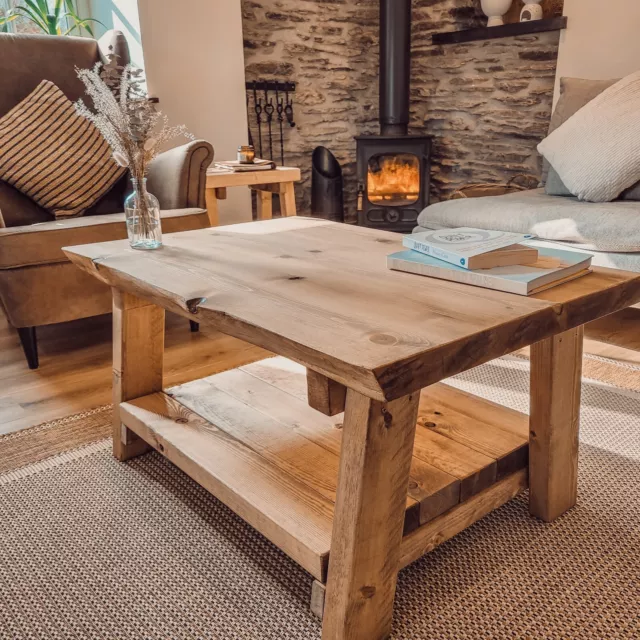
[125,178,162,250]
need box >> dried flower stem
[75,60,194,238]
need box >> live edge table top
[63,217,640,402]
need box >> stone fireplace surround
[242,0,562,224]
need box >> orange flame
[368,154,420,205]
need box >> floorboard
[0,312,270,435]
[1,307,638,436]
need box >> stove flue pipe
[379,0,412,136]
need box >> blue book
[387,246,592,296]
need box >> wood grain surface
[63,218,640,401]
[118,357,528,584]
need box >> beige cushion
[544,77,640,201]
[538,71,640,202]
[541,77,619,184]
[0,208,210,269]
[0,80,125,219]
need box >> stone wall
[241,0,562,222]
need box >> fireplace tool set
[246,80,296,166]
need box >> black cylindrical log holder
[311,147,344,222]
[379,0,412,136]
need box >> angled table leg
[529,325,584,522]
[279,182,297,217]
[322,389,420,640]
[204,187,220,227]
[254,189,273,220]
[112,290,165,461]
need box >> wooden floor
[1,308,639,436]
[0,312,270,435]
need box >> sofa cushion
[0,208,210,269]
[541,77,619,185]
[0,180,53,228]
[544,76,640,201]
[538,71,640,202]
[0,80,125,218]
[417,189,640,252]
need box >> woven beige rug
[1,355,639,639]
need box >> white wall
[137,0,250,224]
[554,0,640,104]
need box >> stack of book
[387,228,593,296]
[212,159,276,173]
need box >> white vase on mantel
[481,0,513,27]
[520,0,544,22]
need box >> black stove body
[356,0,432,233]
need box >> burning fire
[368,154,420,205]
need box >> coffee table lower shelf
[118,357,529,614]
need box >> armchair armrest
[147,140,214,210]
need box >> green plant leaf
[8,0,102,37]
[0,13,20,26]
[46,14,59,34]
[34,0,50,15]
[21,0,50,26]
[63,14,104,36]
[53,0,63,22]
[10,4,50,33]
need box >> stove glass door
[367,153,420,207]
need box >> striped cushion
[0,80,125,219]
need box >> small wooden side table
[205,166,301,226]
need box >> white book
[387,246,593,296]
[404,228,534,270]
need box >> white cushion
[537,70,640,203]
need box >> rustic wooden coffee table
[64,218,640,640]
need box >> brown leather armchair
[0,31,214,369]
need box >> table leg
[112,290,165,461]
[280,182,297,217]
[529,325,583,522]
[204,188,219,227]
[322,389,420,640]
[256,189,273,220]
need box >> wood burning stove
[356,135,431,233]
[357,0,432,233]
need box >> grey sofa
[0,31,214,369]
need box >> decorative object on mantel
[75,63,193,250]
[481,0,513,27]
[521,0,544,22]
